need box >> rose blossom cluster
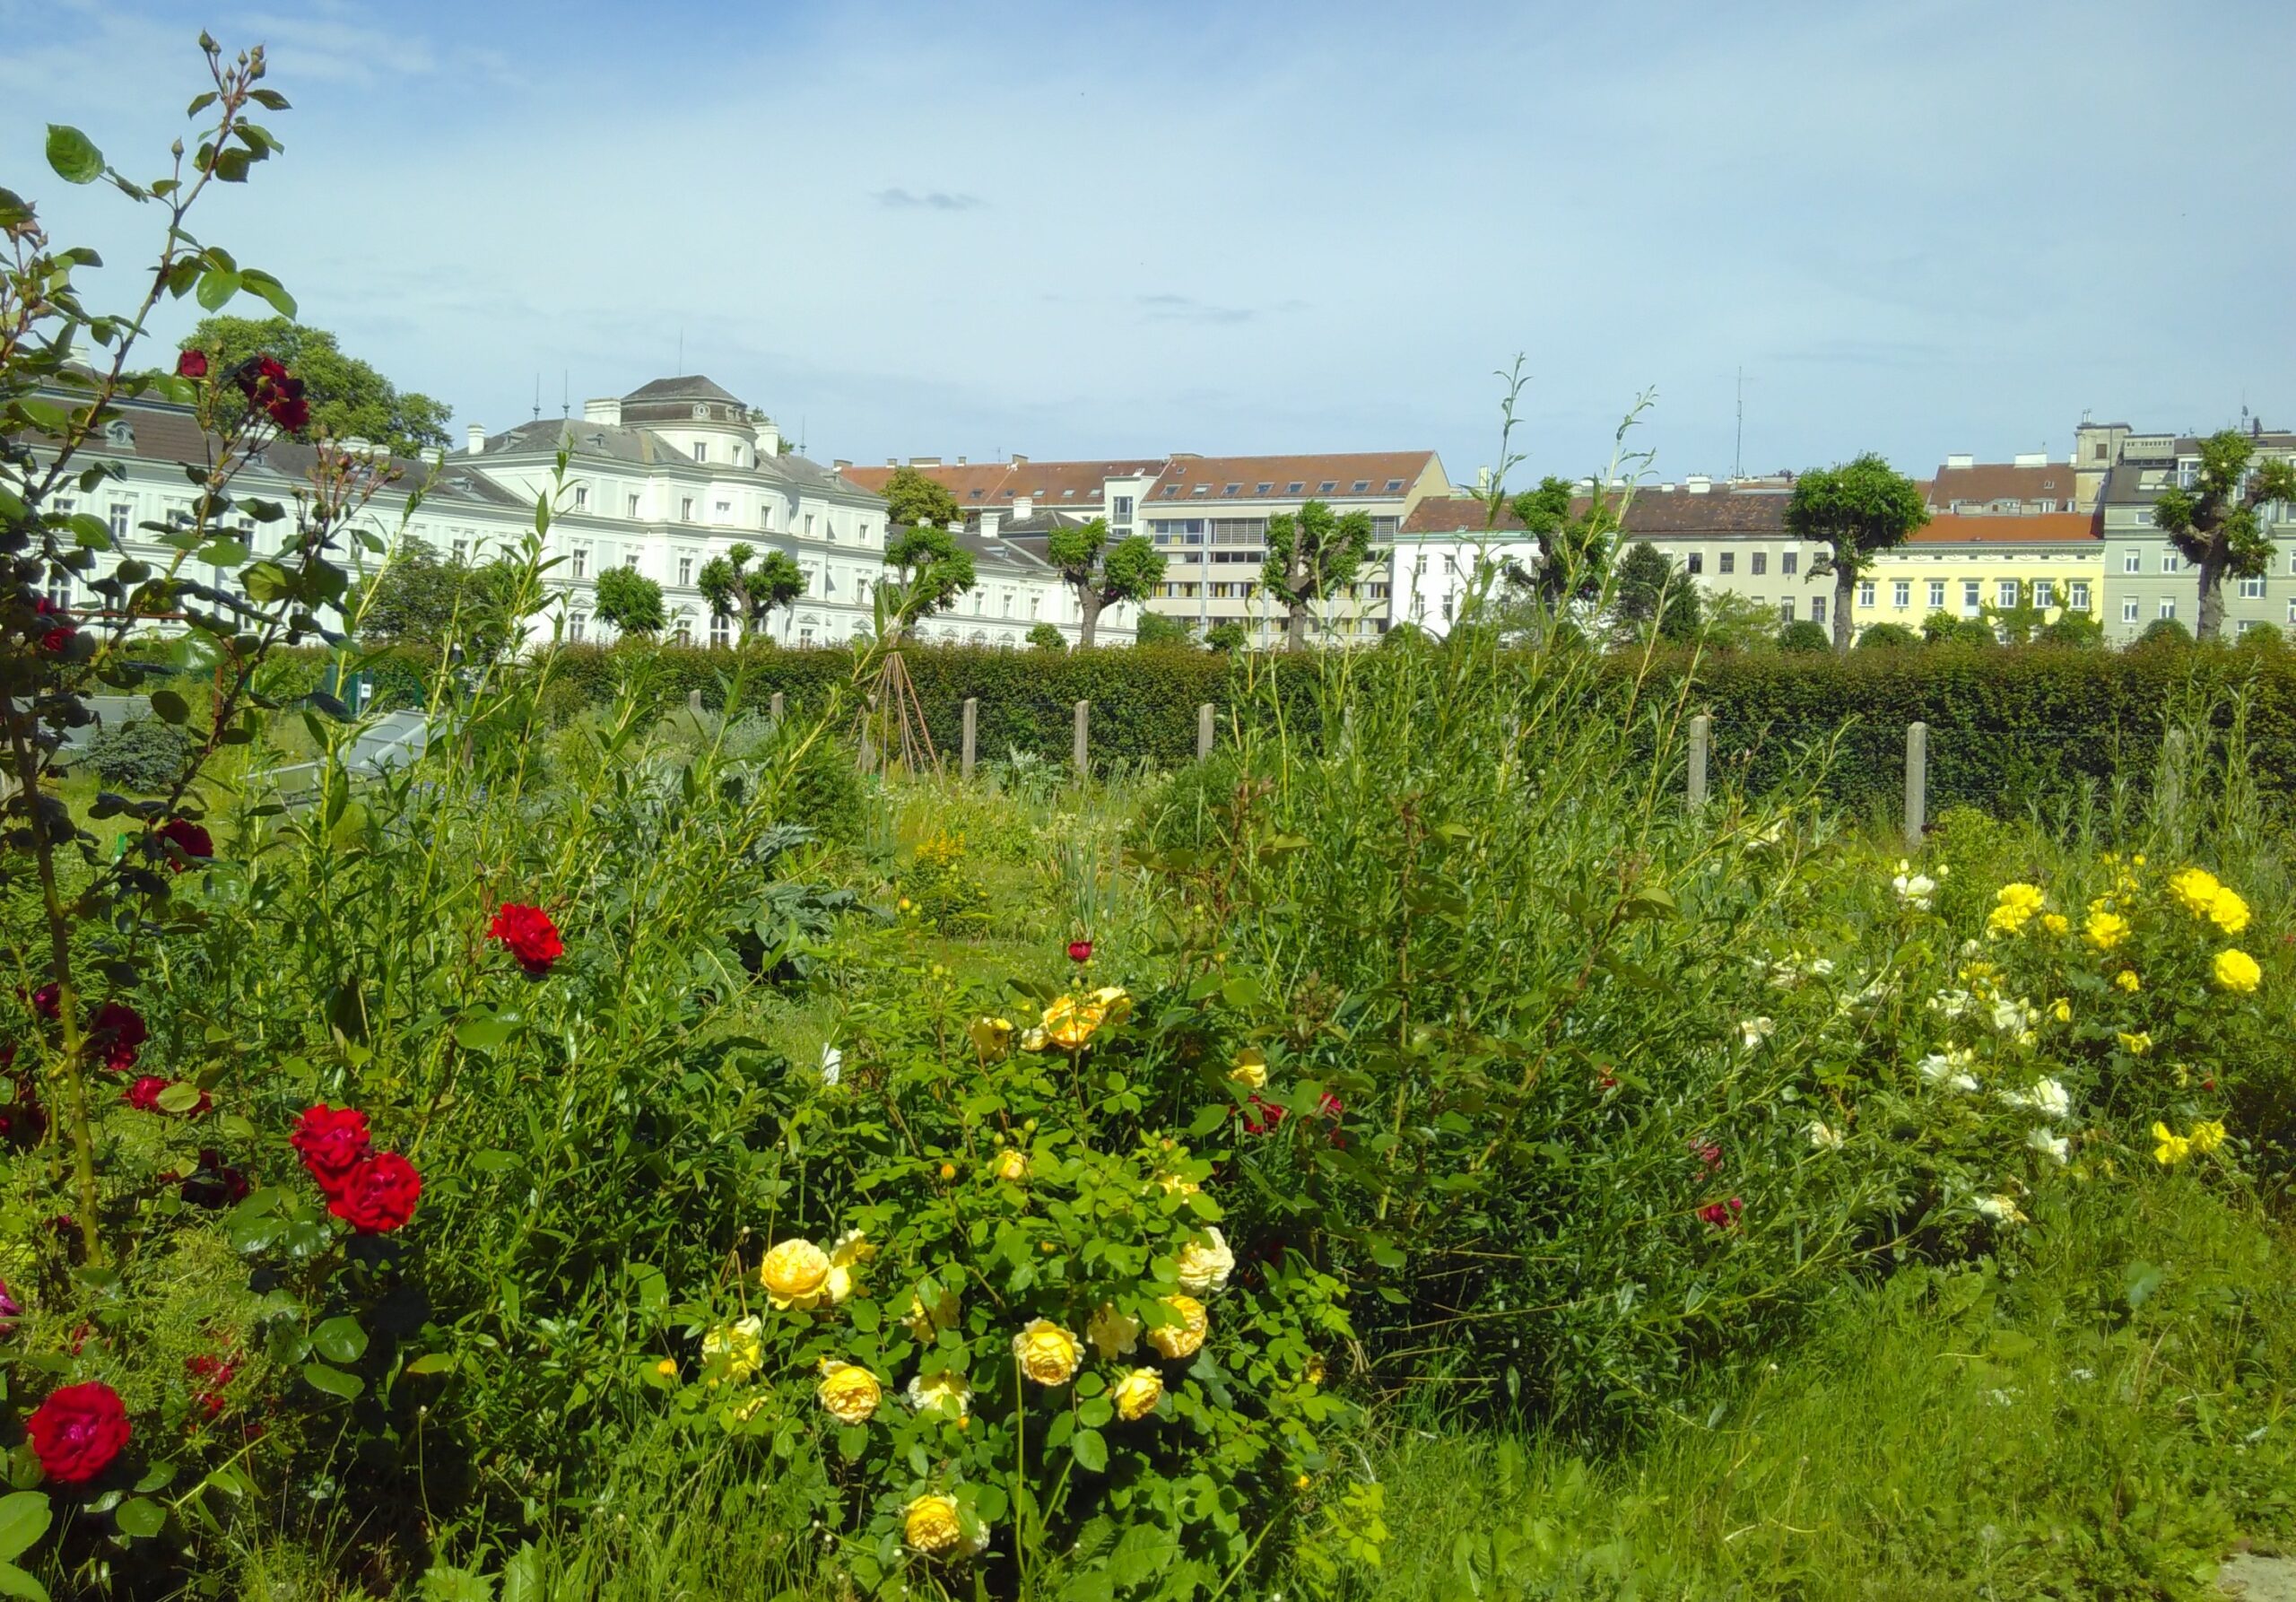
[291,1104,421,1233]
[230,353,309,432]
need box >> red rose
[268,390,309,433]
[326,1151,421,1233]
[30,984,59,1022]
[26,1381,130,1484]
[290,1103,372,1194]
[155,818,213,866]
[39,625,74,655]
[175,349,209,380]
[123,1076,168,1112]
[1066,940,1092,963]
[1241,1094,1286,1136]
[185,1353,236,1422]
[1697,1197,1744,1229]
[487,902,563,975]
[88,1002,145,1074]
[1694,1142,1722,1173]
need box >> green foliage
[882,525,977,620]
[1133,612,1193,648]
[83,717,195,791]
[592,565,665,637]
[1203,621,1248,653]
[1262,500,1374,649]
[1507,475,1617,607]
[1921,608,1996,648]
[1777,618,1832,652]
[355,538,521,653]
[1027,621,1065,651]
[1045,518,1167,646]
[2138,616,2195,648]
[179,314,451,453]
[696,542,804,640]
[2152,431,2296,640]
[1699,589,1784,653]
[878,466,961,532]
[1853,621,1919,650]
[1787,454,1929,650]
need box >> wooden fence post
[1904,720,1927,848]
[1073,700,1090,778]
[1687,714,1709,807]
[770,692,785,724]
[1196,702,1214,761]
[961,697,978,779]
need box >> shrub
[1778,620,1832,653]
[1856,622,1920,650]
[897,830,989,932]
[1028,622,1066,652]
[84,717,195,792]
[2137,617,2195,648]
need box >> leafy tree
[1920,610,1996,648]
[697,542,806,641]
[2235,621,2286,651]
[2152,431,2296,640]
[1700,589,1785,653]
[1786,454,1929,653]
[1044,518,1166,648]
[591,566,665,638]
[881,466,961,533]
[1508,475,1619,607]
[2039,610,2106,649]
[1980,579,2051,646]
[178,315,451,453]
[1026,621,1066,651]
[1203,621,1248,653]
[881,525,977,624]
[1777,619,1832,653]
[357,537,518,652]
[2135,616,2194,649]
[1610,540,1700,645]
[1134,611,1194,648]
[1262,499,1374,650]
[1854,622,1920,650]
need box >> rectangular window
[1996,580,2018,608]
[109,502,131,539]
[709,614,730,648]
[678,555,693,586]
[2123,598,2140,623]
[1719,552,1735,575]
[2161,551,2180,573]
[1928,579,1945,608]
[1002,592,1013,617]
[2123,549,2142,573]
[627,493,642,518]
[1809,596,1826,623]
[692,442,708,463]
[2035,579,2055,606]
[573,486,588,511]
[799,626,813,647]
[2159,597,2176,620]
[804,515,815,536]
[1778,600,1794,623]
[1782,552,1798,576]
[1962,580,1981,614]
[624,552,639,570]
[1752,552,1768,576]
[2239,576,2266,598]
[680,498,695,522]
[1114,495,1133,519]
[2069,580,2090,609]
[1893,580,1910,608]
[1858,579,1876,607]
[571,544,589,579]
[674,620,691,646]
[715,501,732,521]
[570,613,587,641]
[451,538,468,562]
[1687,553,1704,575]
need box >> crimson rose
[487,902,562,975]
[27,1381,129,1484]
[327,1151,421,1233]
[290,1103,371,1194]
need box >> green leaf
[44,126,102,185]
[195,268,240,312]
[195,537,248,568]
[0,1493,49,1563]
[148,689,190,725]
[312,1316,368,1364]
[2125,1260,2163,1310]
[113,1497,163,1539]
[154,1082,205,1114]
[1070,1428,1109,1473]
[300,1363,361,1400]
[0,1560,48,1602]
[453,1009,517,1052]
[403,1353,457,1376]
[242,272,296,319]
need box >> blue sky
[4,0,2292,488]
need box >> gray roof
[622,374,744,405]
[469,418,876,502]
[2100,461,2175,507]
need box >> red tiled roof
[1147,451,1437,501]
[838,458,1165,506]
[1927,461,2076,507]
[1404,486,1789,537]
[1902,509,2101,545]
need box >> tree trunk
[1076,584,1102,649]
[1833,568,1856,653]
[2196,543,2225,641]
[1285,599,1310,651]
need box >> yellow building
[1856,510,2103,634]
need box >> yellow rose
[653,1357,678,1379]
[824,1230,873,1305]
[2209,887,2251,936]
[905,1367,972,1417]
[1086,1302,1142,1361]
[993,1147,1029,1183]
[2189,1119,2228,1154]
[2118,1031,2152,1057]
[1145,1294,1207,1360]
[968,1016,1014,1058]
[2114,969,2141,992]
[1091,985,1133,1026]
[1174,1227,1235,1296]
[2152,1120,2191,1166]
[1227,1048,1268,1092]
[2041,913,2070,936]
[2083,910,2130,952]
[1011,1319,1083,1386]
[2049,997,2072,1024]
[1112,1367,1164,1422]
[2213,948,2261,994]
[1987,883,2046,936]
[1040,993,1106,1050]
[905,1285,960,1342]
[817,1359,882,1425]
[1019,1026,1048,1052]
[760,1238,831,1310]
[700,1316,763,1384]
[2169,866,2222,918]
[904,1493,978,1557]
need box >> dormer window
[692,441,708,463]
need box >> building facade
[2092,426,2296,644]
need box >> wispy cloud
[872,187,986,212]
[1137,294,1257,326]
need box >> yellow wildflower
[2083,910,2130,952]
[760,1238,831,1311]
[2189,1119,2228,1154]
[1155,1169,1200,1197]
[653,1357,678,1379]
[1227,1047,1268,1092]
[2152,1120,2192,1166]
[2213,948,2262,994]
[817,1359,882,1424]
[2049,997,2072,1024]
[2041,913,2070,936]
[2118,1031,2152,1057]
[1112,1367,1164,1422]
[2114,969,2141,992]
[968,1015,1014,1058]
[1011,1319,1083,1386]
[700,1316,763,1384]
[1145,1294,1208,1360]
[2169,866,2222,918]
[1305,1353,1327,1385]
[1987,883,2046,936]
[2208,886,2251,936]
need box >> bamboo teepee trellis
[857,649,938,778]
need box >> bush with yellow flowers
[658,968,1355,1597]
[898,829,991,935]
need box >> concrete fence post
[1904,720,1928,849]
[1196,702,1215,761]
[687,688,702,714]
[770,692,785,724]
[2161,727,2187,833]
[1073,700,1091,778]
[961,697,978,779]
[1687,714,1710,808]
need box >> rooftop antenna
[1734,365,1744,482]
[531,373,541,422]
[798,414,806,456]
[561,370,569,419]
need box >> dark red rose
[268,392,309,433]
[123,1075,168,1112]
[1241,1094,1286,1136]
[29,984,58,1022]
[27,1381,130,1484]
[487,902,563,975]
[155,818,213,866]
[1697,1197,1744,1229]
[88,1002,146,1074]
[185,1353,236,1422]
[180,1149,250,1208]
[290,1104,371,1195]
[38,626,74,655]
[326,1151,421,1234]
[1694,1142,1722,1173]
[175,349,209,380]
[1066,940,1092,963]
[1318,1093,1344,1119]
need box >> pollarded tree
[1787,454,1929,653]
[2152,431,2296,641]
[881,525,977,627]
[1044,518,1165,648]
[881,466,961,534]
[697,542,805,641]
[1509,475,1619,607]
[1262,499,1374,650]
[591,565,665,638]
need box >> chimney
[1659,481,1675,493]
[1686,475,1711,494]
[754,415,781,457]
[980,510,1002,540]
[832,458,851,471]
[582,396,621,424]
[1474,466,1492,493]
[911,456,941,467]
[466,423,486,455]
[957,456,968,466]
[422,445,447,468]
[1014,493,1034,520]
[2013,452,2046,468]
[1945,452,1975,470]
[1011,454,1029,466]
[885,457,898,468]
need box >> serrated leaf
[0,1493,48,1563]
[1070,1427,1108,1473]
[44,126,101,185]
[112,1497,163,1539]
[311,1316,368,1365]
[300,1362,361,1400]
